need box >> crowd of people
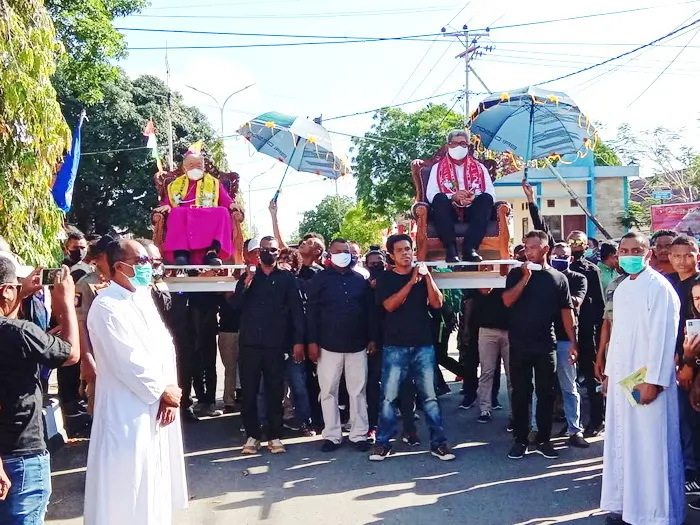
[2,187,700,524]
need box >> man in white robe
[600,232,684,525]
[84,239,188,525]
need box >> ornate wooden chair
[151,158,245,264]
[411,150,512,262]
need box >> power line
[625,26,700,108]
[324,90,461,121]
[402,43,456,102]
[127,33,442,50]
[468,0,700,32]
[389,36,441,105]
[133,6,455,19]
[534,16,700,86]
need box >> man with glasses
[0,259,80,524]
[651,230,678,275]
[420,129,496,262]
[232,236,305,455]
[566,230,606,438]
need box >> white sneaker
[268,439,286,454]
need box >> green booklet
[617,366,647,407]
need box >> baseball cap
[246,238,261,251]
[0,251,33,279]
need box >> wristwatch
[681,355,700,368]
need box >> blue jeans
[556,341,583,435]
[0,451,51,525]
[285,358,312,425]
[376,345,447,449]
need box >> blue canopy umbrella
[468,86,611,238]
[237,111,349,201]
[468,86,596,178]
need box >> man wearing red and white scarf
[425,130,496,263]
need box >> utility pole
[441,25,493,123]
[165,43,174,171]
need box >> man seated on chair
[425,130,495,263]
[155,141,243,266]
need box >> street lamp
[185,83,256,136]
[246,171,268,233]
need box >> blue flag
[52,115,84,213]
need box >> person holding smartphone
[0,259,80,524]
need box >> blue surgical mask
[618,255,645,275]
[551,259,570,272]
[584,248,594,258]
[121,262,153,288]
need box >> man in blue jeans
[0,258,80,524]
[369,234,455,462]
[550,243,590,448]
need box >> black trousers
[190,299,219,405]
[578,323,604,428]
[430,192,494,252]
[510,347,557,445]
[171,294,197,408]
[57,362,81,406]
[367,351,382,428]
[240,346,285,440]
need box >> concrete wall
[593,177,626,239]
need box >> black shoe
[508,442,527,459]
[535,442,559,459]
[181,407,199,423]
[445,245,459,263]
[283,419,302,431]
[430,444,456,461]
[568,434,590,449]
[583,423,604,438]
[462,248,483,263]
[354,440,371,452]
[369,444,392,461]
[203,250,223,266]
[401,433,421,446]
[477,411,493,423]
[223,405,236,414]
[173,250,190,266]
[321,439,340,453]
[604,514,629,525]
[458,396,476,410]
[689,497,700,511]
[686,478,700,495]
[492,402,503,410]
[506,420,514,433]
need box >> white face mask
[448,146,468,161]
[330,252,352,268]
[187,168,204,181]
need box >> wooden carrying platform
[162,261,523,291]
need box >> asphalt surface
[44,349,700,525]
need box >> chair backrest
[154,158,240,202]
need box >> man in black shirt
[566,230,605,437]
[666,235,700,493]
[233,236,305,455]
[550,243,589,448]
[307,238,376,452]
[0,258,80,523]
[503,230,578,460]
[369,234,455,462]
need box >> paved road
[43,353,699,525]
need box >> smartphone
[40,268,61,286]
[632,390,642,405]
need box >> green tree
[619,199,651,231]
[0,0,71,265]
[295,195,354,245]
[352,104,463,220]
[335,201,390,251]
[47,0,147,104]
[55,71,217,235]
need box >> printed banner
[651,202,700,235]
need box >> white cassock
[84,283,188,525]
[601,268,684,525]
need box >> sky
[115,0,700,240]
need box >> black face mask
[68,247,87,263]
[260,251,278,266]
[571,251,585,260]
[368,265,385,279]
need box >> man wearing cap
[414,130,496,263]
[74,235,116,415]
[155,141,243,266]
